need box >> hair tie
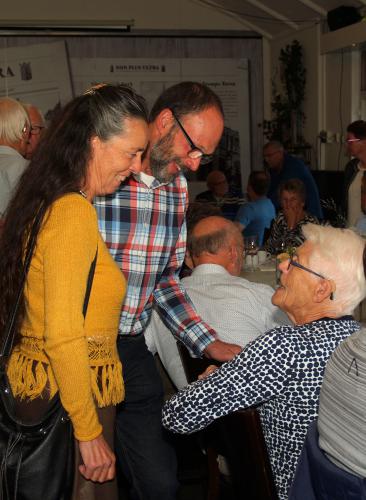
[84,83,107,96]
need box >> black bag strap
[0,210,43,359]
[0,212,98,360]
[83,249,98,318]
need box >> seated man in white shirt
[145,215,289,388]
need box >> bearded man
[95,82,241,500]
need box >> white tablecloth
[241,258,277,288]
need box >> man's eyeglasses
[22,125,30,136]
[30,125,45,136]
[170,109,214,165]
[264,150,280,158]
[346,138,361,144]
[286,255,334,300]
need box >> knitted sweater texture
[7,193,126,440]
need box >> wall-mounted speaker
[327,6,361,32]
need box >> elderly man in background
[23,103,45,160]
[235,170,275,246]
[145,215,288,388]
[163,223,366,499]
[264,141,323,220]
[0,97,29,218]
[195,169,241,220]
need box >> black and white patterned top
[162,317,359,500]
[265,210,318,254]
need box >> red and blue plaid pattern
[95,174,215,356]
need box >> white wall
[321,50,354,171]
[0,0,246,30]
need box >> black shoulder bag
[0,214,98,500]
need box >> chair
[177,341,278,500]
[214,410,278,499]
[289,421,366,500]
[176,341,221,384]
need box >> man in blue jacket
[264,141,323,219]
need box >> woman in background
[265,178,318,253]
[0,84,148,498]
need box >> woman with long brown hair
[0,83,148,498]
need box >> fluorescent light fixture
[0,20,134,36]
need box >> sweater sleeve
[41,195,102,441]
[162,326,294,434]
[153,219,216,357]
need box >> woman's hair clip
[84,83,107,96]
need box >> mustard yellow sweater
[7,193,126,441]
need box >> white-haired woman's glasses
[287,255,334,300]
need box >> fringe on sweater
[7,335,124,407]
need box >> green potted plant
[264,40,307,147]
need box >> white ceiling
[196,0,366,39]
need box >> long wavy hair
[0,84,148,344]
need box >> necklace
[79,190,87,199]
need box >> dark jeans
[115,334,178,500]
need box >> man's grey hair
[23,103,45,125]
[264,140,284,152]
[0,97,30,144]
[188,220,240,258]
[303,224,366,315]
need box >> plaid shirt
[94,173,216,356]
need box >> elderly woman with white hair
[162,224,366,500]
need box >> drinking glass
[275,240,286,285]
[244,235,259,271]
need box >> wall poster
[0,41,73,122]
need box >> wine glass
[275,240,286,285]
[244,235,259,271]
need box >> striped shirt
[94,172,216,356]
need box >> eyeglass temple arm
[169,108,196,149]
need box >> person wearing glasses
[264,178,319,254]
[0,97,30,223]
[343,120,366,226]
[195,170,241,221]
[94,82,241,500]
[162,223,366,500]
[264,141,323,220]
[23,103,46,160]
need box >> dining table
[240,257,277,289]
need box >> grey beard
[150,155,188,183]
[149,133,188,183]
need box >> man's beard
[149,130,188,183]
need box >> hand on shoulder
[203,339,241,362]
